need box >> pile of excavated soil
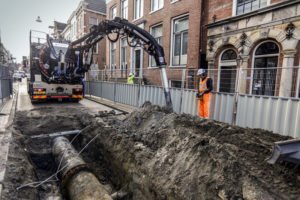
[81,103,300,200]
[3,104,300,200]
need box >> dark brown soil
[80,103,300,200]
[1,130,37,200]
[3,103,300,200]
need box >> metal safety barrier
[85,81,300,138]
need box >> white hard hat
[129,72,133,76]
[197,68,206,75]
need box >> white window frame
[121,0,128,19]
[110,42,117,70]
[232,0,271,16]
[89,17,98,27]
[110,5,117,19]
[170,14,189,68]
[120,37,127,70]
[134,0,144,20]
[250,40,280,95]
[218,49,238,92]
[149,23,163,68]
[93,42,99,54]
[151,0,164,12]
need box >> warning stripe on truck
[72,95,83,99]
[50,96,70,99]
[33,95,47,99]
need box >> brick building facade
[62,0,107,71]
[106,0,207,88]
[207,0,300,97]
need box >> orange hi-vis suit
[198,77,212,118]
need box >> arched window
[219,49,237,93]
[252,41,279,96]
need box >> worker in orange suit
[196,69,213,118]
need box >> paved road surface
[17,78,114,114]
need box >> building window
[219,49,237,93]
[134,0,143,19]
[120,38,127,70]
[89,17,97,28]
[151,0,163,12]
[93,43,98,54]
[172,16,189,66]
[171,80,184,88]
[149,24,163,67]
[110,6,117,19]
[252,41,279,96]
[110,42,116,70]
[236,0,268,15]
[121,0,128,19]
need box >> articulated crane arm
[68,17,173,110]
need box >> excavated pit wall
[3,104,300,200]
[78,103,300,200]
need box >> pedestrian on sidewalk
[127,72,135,84]
[196,69,213,118]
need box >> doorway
[134,48,143,78]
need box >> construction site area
[1,1,300,198]
[0,80,299,200]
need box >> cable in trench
[16,125,97,191]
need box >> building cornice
[83,8,106,16]
[208,15,300,39]
[207,0,300,28]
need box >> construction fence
[87,66,300,98]
[0,65,12,104]
[85,67,300,138]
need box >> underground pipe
[52,136,112,200]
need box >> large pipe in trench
[52,136,112,200]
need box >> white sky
[0,0,81,62]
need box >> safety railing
[86,66,300,99]
[85,80,300,138]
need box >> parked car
[13,72,23,82]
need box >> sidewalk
[0,88,17,198]
[85,95,136,114]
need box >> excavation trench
[2,104,300,200]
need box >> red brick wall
[208,0,290,23]
[208,0,233,23]
[272,0,287,4]
[83,11,107,69]
[106,0,205,85]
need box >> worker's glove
[196,92,204,98]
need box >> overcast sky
[0,0,81,62]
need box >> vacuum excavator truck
[29,18,173,108]
[28,30,84,102]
